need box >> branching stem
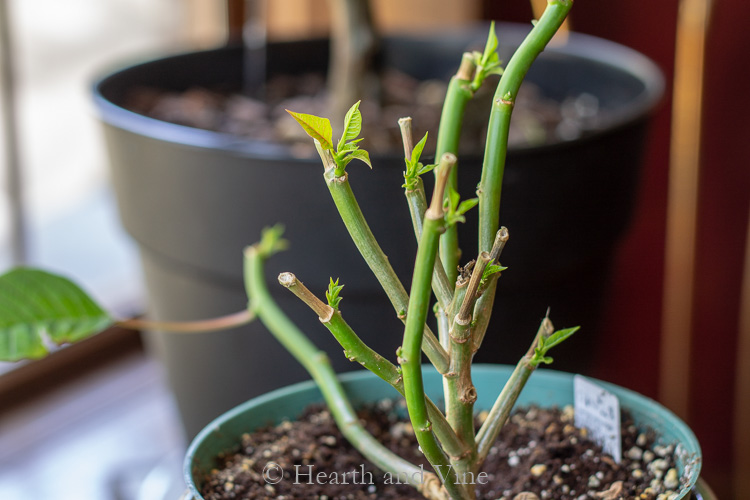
[316,143,450,373]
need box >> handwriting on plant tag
[574,375,622,463]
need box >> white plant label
[574,375,622,463]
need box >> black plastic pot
[93,24,663,438]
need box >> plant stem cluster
[248,3,576,499]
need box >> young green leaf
[444,189,478,225]
[256,224,289,258]
[543,326,580,351]
[339,138,364,152]
[417,163,437,176]
[530,326,580,367]
[285,110,334,150]
[448,188,461,212]
[326,278,345,310]
[411,132,429,165]
[338,101,363,151]
[481,263,507,283]
[402,133,433,191]
[456,198,479,216]
[471,21,505,91]
[480,21,499,67]
[341,149,372,170]
[0,268,113,361]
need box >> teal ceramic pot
[183,365,701,499]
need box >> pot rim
[184,364,700,500]
[92,22,664,160]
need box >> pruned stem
[316,143,450,374]
[475,316,555,465]
[398,116,415,159]
[401,154,470,500]
[456,252,491,326]
[472,227,510,351]
[244,245,441,496]
[116,309,254,333]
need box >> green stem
[399,118,453,311]
[474,317,554,465]
[401,154,471,500]
[472,227,510,351]
[316,144,450,374]
[244,246,444,497]
[443,276,477,496]
[478,1,572,253]
[277,271,470,461]
[444,277,467,439]
[436,54,475,284]
[405,182,453,310]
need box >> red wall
[484,2,750,497]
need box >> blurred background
[0,0,748,499]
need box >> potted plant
[91,8,664,438]
[0,2,702,499]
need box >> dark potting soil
[199,401,687,500]
[125,69,603,158]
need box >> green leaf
[257,224,290,258]
[339,138,364,152]
[417,163,437,176]
[448,188,461,211]
[456,198,479,216]
[343,149,372,169]
[481,21,499,67]
[0,268,113,361]
[326,278,345,309]
[481,263,507,282]
[543,326,580,351]
[411,132,429,165]
[485,64,504,77]
[530,345,554,367]
[444,188,475,226]
[337,101,363,151]
[285,110,334,150]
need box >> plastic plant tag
[574,375,622,463]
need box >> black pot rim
[92,22,665,161]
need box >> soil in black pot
[199,401,687,500]
[125,69,606,158]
